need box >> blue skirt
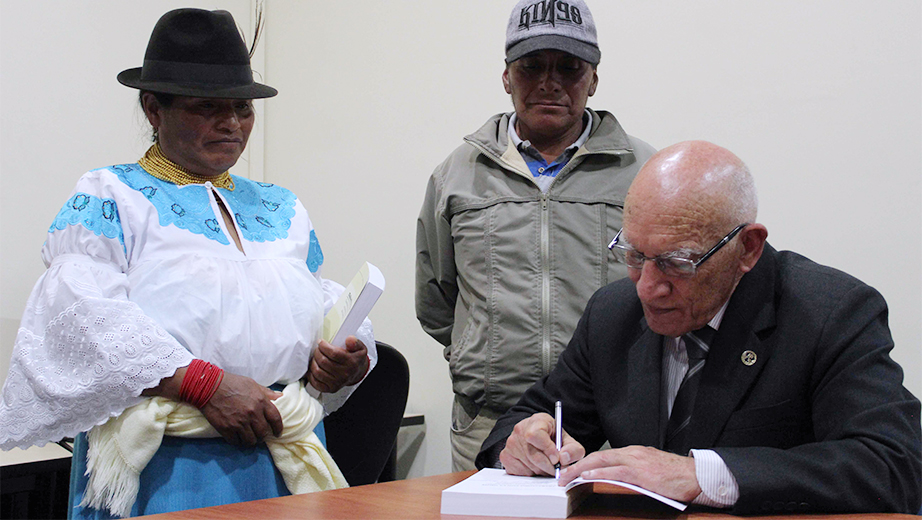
[68,421,326,519]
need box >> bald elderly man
[476,141,921,515]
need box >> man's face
[147,95,254,177]
[623,212,744,338]
[503,49,598,145]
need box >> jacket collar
[463,108,635,164]
[626,316,666,447]
[689,243,778,450]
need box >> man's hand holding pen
[500,411,702,501]
[499,411,585,479]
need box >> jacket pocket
[451,394,482,433]
[724,399,799,430]
[449,313,478,375]
[720,399,808,449]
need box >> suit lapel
[626,318,666,448]
[689,245,779,450]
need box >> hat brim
[506,34,601,66]
[117,68,278,99]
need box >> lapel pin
[741,350,757,366]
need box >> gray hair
[721,160,758,226]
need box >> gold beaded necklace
[138,143,235,191]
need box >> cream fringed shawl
[80,381,347,518]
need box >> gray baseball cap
[505,0,600,65]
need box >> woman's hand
[143,366,283,446]
[305,336,369,393]
[199,372,284,446]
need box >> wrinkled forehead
[622,193,721,252]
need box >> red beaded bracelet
[179,359,225,409]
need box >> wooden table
[140,471,917,520]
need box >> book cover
[440,468,685,518]
[323,262,385,347]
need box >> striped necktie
[664,326,715,455]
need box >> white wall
[2,1,919,480]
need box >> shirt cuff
[690,449,739,508]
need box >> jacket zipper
[541,193,551,375]
[539,158,581,376]
[465,137,616,376]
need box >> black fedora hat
[118,8,277,99]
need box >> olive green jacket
[416,109,655,413]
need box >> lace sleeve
[0,176,193,450]
[1,298,193,450]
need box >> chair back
[324,341,410,486]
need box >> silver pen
[554,400,562,479]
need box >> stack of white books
[440,468,686,518]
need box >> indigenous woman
[0,9,374,518]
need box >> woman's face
[143,94,254,177]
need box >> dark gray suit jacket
[477,244,921,514]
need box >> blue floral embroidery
[109,164,230,245]
[306,230,324,273]
[105,164,299,246]
[219,178,296,242]
[49,192,125,253]
[205,219,221,233]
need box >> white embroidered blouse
[0,163,376,450]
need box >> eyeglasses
[608,223,749,278]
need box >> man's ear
[502,66,512,94]
[588,69,598,97]
[738,224,768,274]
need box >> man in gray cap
[416,0,655,471]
